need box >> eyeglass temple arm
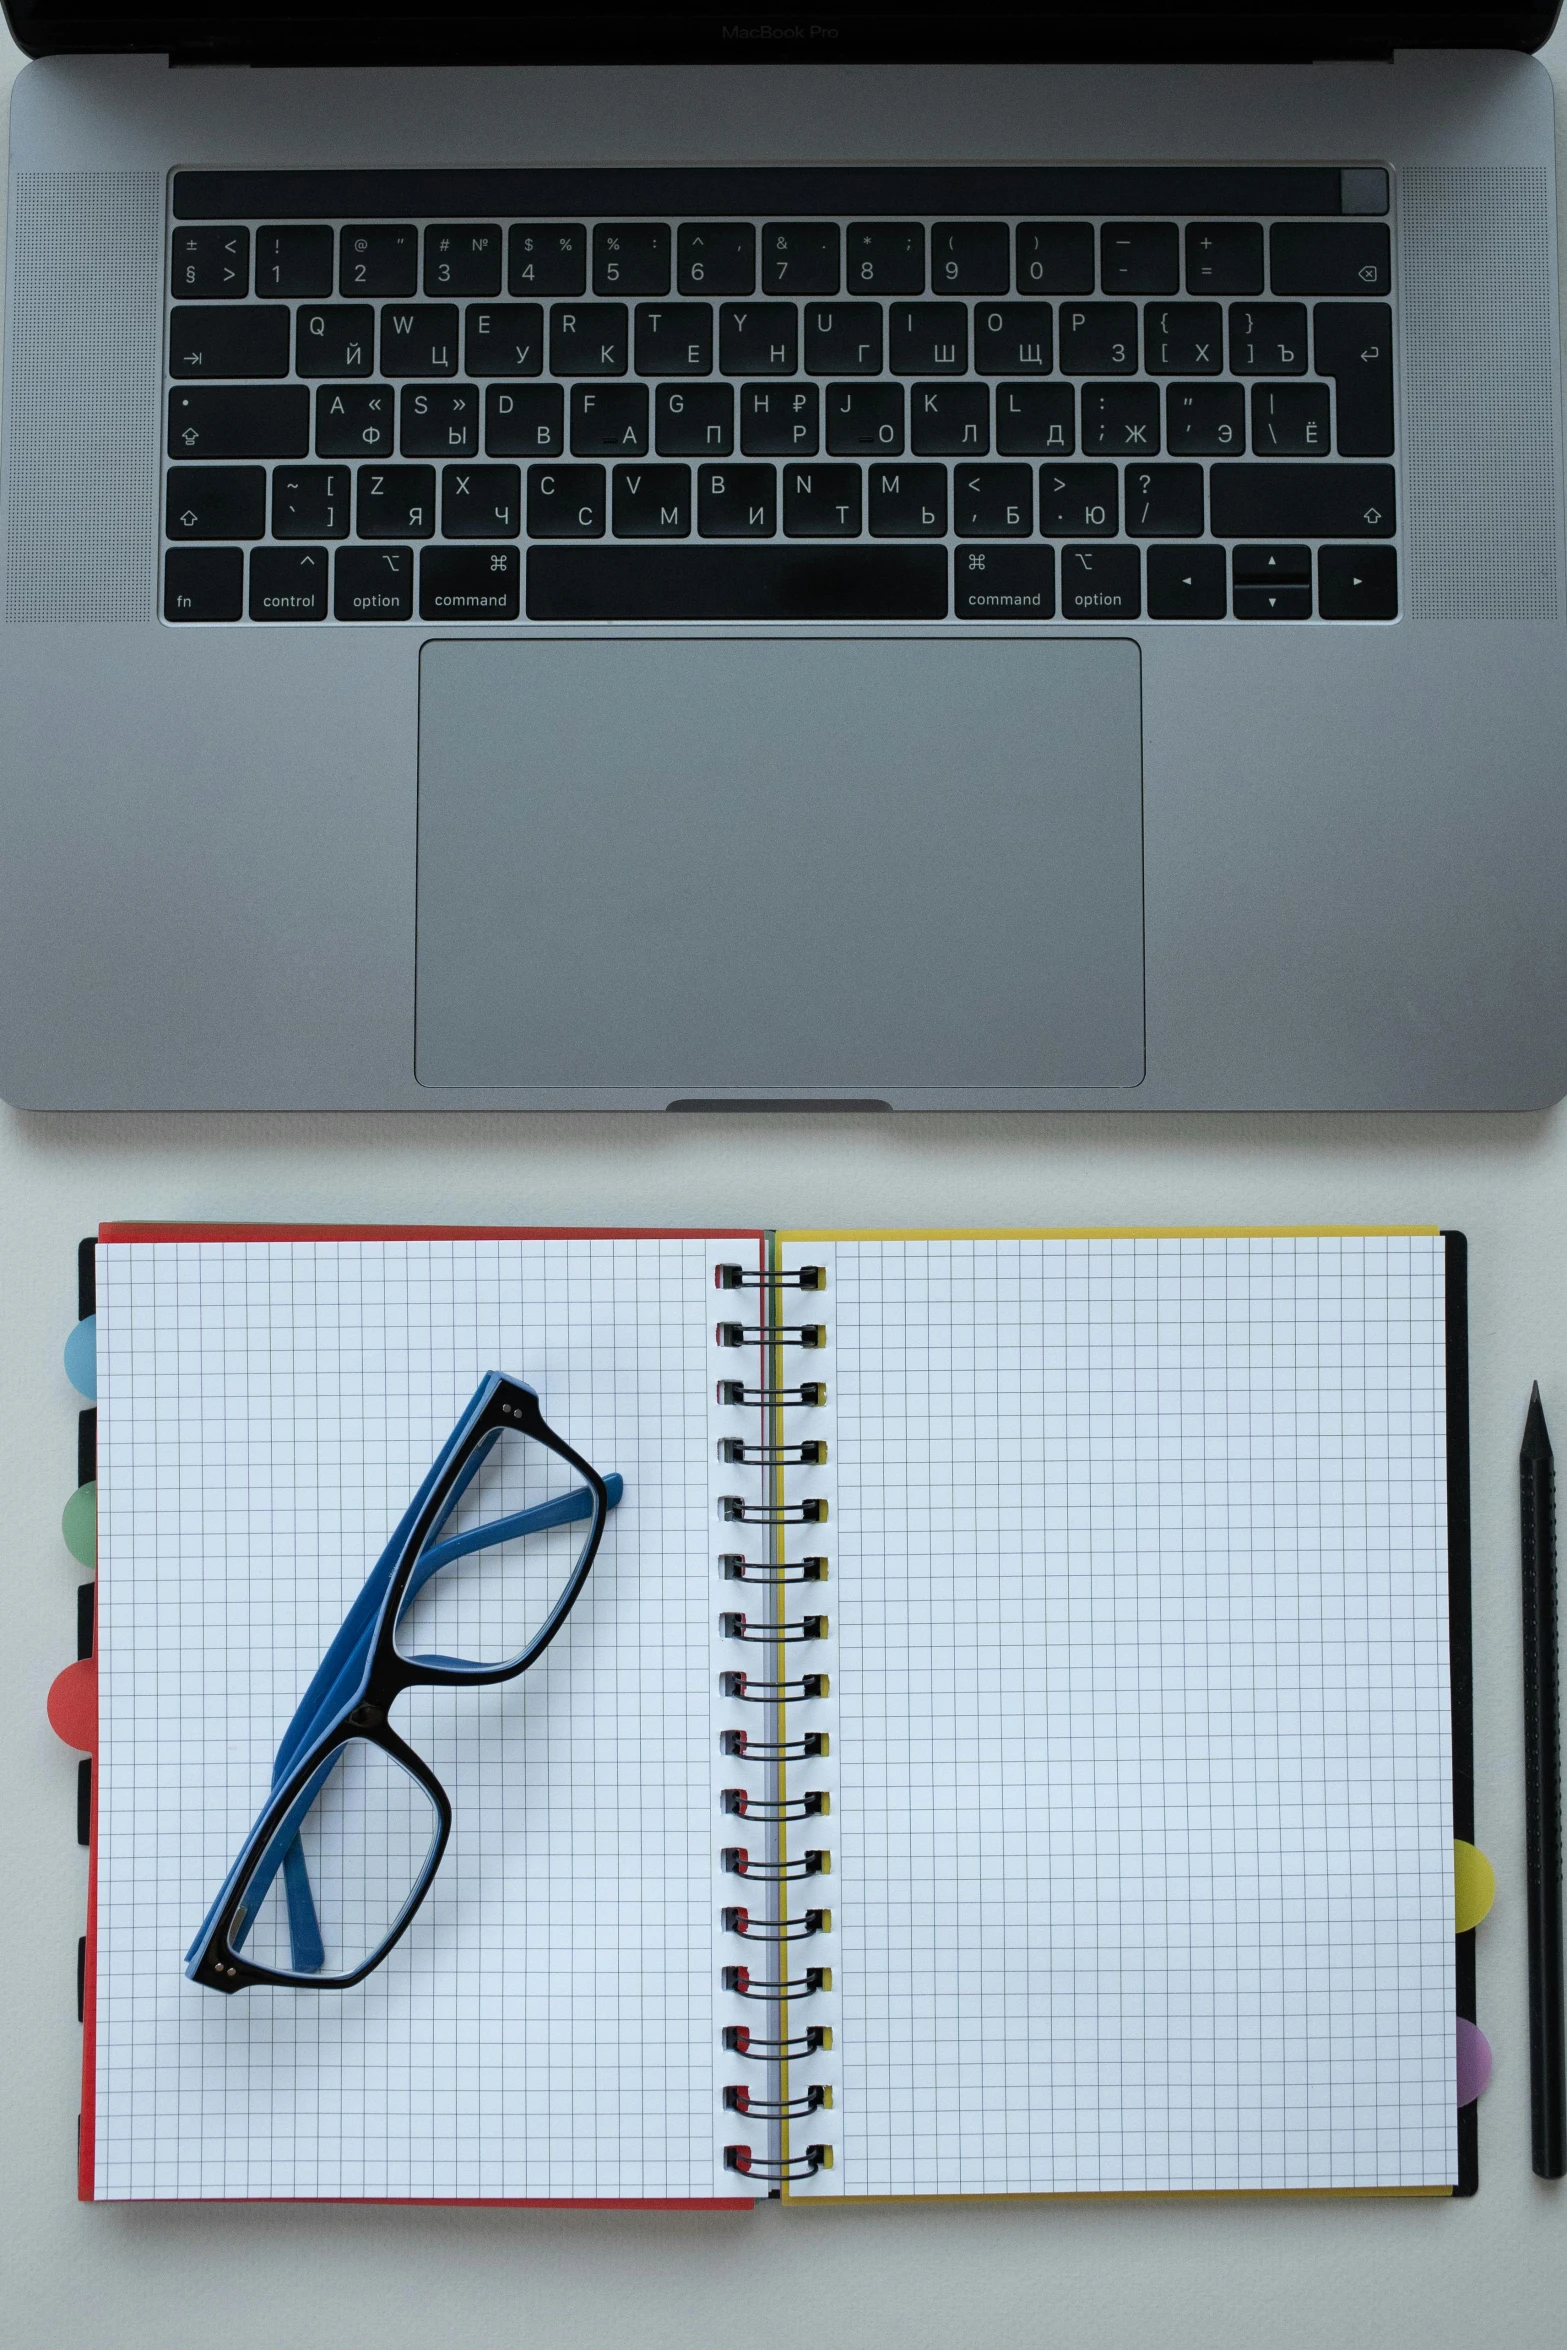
[267,1470,622,1975]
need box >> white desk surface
[3,23,1566,2347]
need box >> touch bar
[173,166,1349,221]
[528,547,948,622]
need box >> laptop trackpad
[415,637,1144,1091]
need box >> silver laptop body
[2,12,1563,1110]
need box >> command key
[954,544,1055,621]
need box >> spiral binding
[718,1243,833,2189]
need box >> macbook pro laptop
[0,4,1563,1110]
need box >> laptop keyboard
[162,168,1397,626]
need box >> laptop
[1,4,1563,1112]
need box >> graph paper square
[93,1236,724,2202]
[817,1234,1456,2197]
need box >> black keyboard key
[527,463,607,538]
[954,465,1032,538]
[889,303,968,377]
[931,223,1010,294]
[1038,464,1118,535]
[172,227,248,300]
[1229,305,1308,376]
[1016,222,1094,294]
[612,463,692,538]
[169,305,290,379]
[402,383,479,457]
[741,383,818,455]
[1318,543,1398,619]
[295,304,375,378]
[657,383,734,455]
[250,545,328,622]
[1060,542,1141,620]
[1146,544,1227,618]
[1233,544,1311,584]
[342,225,417,297]
[1100,222,1178,295]
[1143,303,1223,376]
[1234,582,1312,619]
[442,464,523,538]
[466,304,545,377]
[868,463,947,537]
[421,546,521,621]
[826,383,903,456]
[698,464,778,537]
[719,303,796,377]
[846,222,923,294]
[359,465,437,538]
[1184,223,1263,295]
[1082,382,1160,455]
[1059,304,1138,376]
[1270,221,1390,296]
[487,384,564,455]
[511,224,587,296]
[1252,383,1331,456]
[1210,463,1395,539]
[636,303,714,376]
[256,225,334,299]
[1166,382,1245,455]
[381,305,461,376]
[1123,463,1204,537]
[679,223,756,296]
[168,385,308,459]
[910,383,989,456]
[973,304,1053,376]
[1314,304,1394,456]
[762,223,839,295]
[272,465,350,539]
[784,464,862,537]
[165,545,243,620]
[995,383,1074,456]
[594,223,670,295]
[526,545,947,621]
[425,223,503,296]
[316,384,394,456]
[571,383,649,456]
[550,303,629,377]
[804,305,882,376]
[165,465,266,541]
[954,544,1055,620]
[336,544,414,621]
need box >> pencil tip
[1523,1384,1552,1458]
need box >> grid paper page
[797,1234,1455,2197]
[94,1236,726,2201]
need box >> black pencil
[1521,1383,1565,2177]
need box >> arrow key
[1146,543,1226,618]
[1319,543,1398,620]
[164,465,265,541]
[249,544,329,622]
[1233,542,1311,585]
[1234,584,1313,619]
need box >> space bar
[527,545,949,621]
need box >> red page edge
[80,1222,765,2208]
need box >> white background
[5,12,1567,2341]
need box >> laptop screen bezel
[2,5,1561,67]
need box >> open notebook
[78,1223,1470,2203]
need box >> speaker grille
[4,171,162,625]
[1402,164,1562,623]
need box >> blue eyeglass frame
[186,1371,623,1994]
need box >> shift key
[168,385,309,458]
[1209,463,1394,539]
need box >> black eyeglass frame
[188,1374,609,1993]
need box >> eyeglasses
[186,1373,623,1993]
